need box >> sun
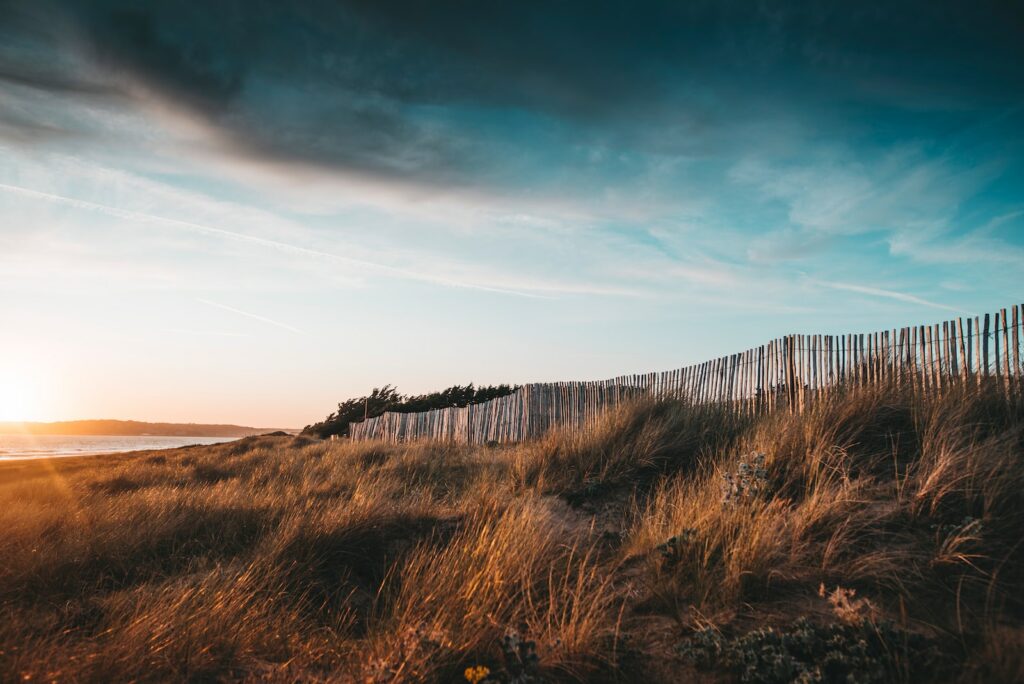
[0,366,41,422]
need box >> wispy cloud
[0,181,553,299]
[888,217,1024,266]
[195,298,304,335]
[729,146,1002,256]
[977,208,1024,234]
[815,279,961,313]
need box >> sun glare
[0,366,41,422]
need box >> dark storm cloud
[83,7,244,113]
[0,62,122,97]
[2,0,1023,186]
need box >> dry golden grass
[1,380,1021,682]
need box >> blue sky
[1,1,1022,426]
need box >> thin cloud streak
[165,328,252,338]
[815,280,961,313]
[0,182,554,299]
[195,298,305,335]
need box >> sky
[1,0,1022,427]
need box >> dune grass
[0,380,1021,682]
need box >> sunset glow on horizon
[2,1,1023,428]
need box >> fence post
[1013,305,1021,390]
[941,321,950,391]
[957,318,967,384]
[792,337,799,407]
[896,328,905,383]
[867,332,875,387]
[983,313,991,378]
[995,311,1002,386]
[1002,307,1011,394]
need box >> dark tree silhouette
[303,383,517,437]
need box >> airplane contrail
[0,181,549,298]
[816,279,961,313]
[195,299,305,335]
[164,328,252,338]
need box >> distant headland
[0,420,296,437]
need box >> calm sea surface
[0,434,238,460]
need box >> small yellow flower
[464,665,490,683]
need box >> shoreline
[0,434,243,462]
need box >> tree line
[302,383,518,438]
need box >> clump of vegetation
[0,379,1021,682]
[305,383,518,437]
[512,397,749,501]
[463,630,544,683]
[819,584,878,625]
[655,527,698,567]
[722,451,769,504]
[679,617,943,684]
[495,630,543,683]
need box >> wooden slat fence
[349,303,1024,444]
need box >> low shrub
[679,617,945,684]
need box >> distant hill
[0,420,296,437]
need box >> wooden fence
[349,303,1024,444]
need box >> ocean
[0,434,238,460]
